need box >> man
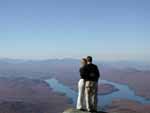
[85,56,100,112]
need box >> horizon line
[0,57,150,63]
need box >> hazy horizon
[0,0,150,61]
[0,57,150,63]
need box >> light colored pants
[85,81,98,111]
[76,79,85,109]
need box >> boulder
[63,108,109,113]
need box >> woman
[76,58,87,110]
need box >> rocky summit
[63,108,108,113]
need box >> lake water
[45,78,150,110]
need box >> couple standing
[76,56,100,112]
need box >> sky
[0,0,150,61]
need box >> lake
[45,78,150,110]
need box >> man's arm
[96,66,100,79]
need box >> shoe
[91,110,97,112]
[87,109,97,113]
[87,109,92,112]
[80,109,86,111]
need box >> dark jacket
[79,65,87,79]
[85,63,100,82]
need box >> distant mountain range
[0,58,150,71]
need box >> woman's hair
[82,58,87,64]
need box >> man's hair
[87,56,92,62]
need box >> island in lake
[98,83,119,95]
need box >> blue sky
[0,0,150,61]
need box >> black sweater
[79,64,100,82]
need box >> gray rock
[63,108,109,113]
